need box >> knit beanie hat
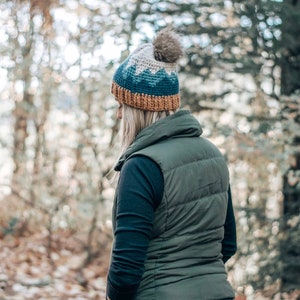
[111,28,184,111]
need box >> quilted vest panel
[131,136,235,300]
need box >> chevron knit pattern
[111,43,180,111]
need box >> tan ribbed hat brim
[111,81,180,112]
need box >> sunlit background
[0,0,299,299]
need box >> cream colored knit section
[126,43,177,75]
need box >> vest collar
[115,110,203,171]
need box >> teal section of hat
[113,43,179,97]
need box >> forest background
[0,0,299,299]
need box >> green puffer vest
[113,110,235,300]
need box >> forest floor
[0,230,111,300]
[1,231,300,300]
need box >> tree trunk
[279,0,300,292]
[12,15,35,193]
[280,0,300,95]
[280,96,300,292]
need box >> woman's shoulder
[125,155,162,173]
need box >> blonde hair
[108,104,177,184]
[119,104,177,156]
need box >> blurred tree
[279,0,300,292]
[280,0,300,95]
[10,2,36,190]
[5,0,56,195]
[281,93,300,292]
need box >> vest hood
[114,110,202,171]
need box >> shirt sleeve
[222,185,237,263]
[106,155,164,300]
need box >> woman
[106,28,237,300]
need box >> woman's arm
[106,156,163,300]
[222,186,237,263]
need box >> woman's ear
[117,103,123,120]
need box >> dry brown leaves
[0,230,110,300]
[1,231,299,300]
